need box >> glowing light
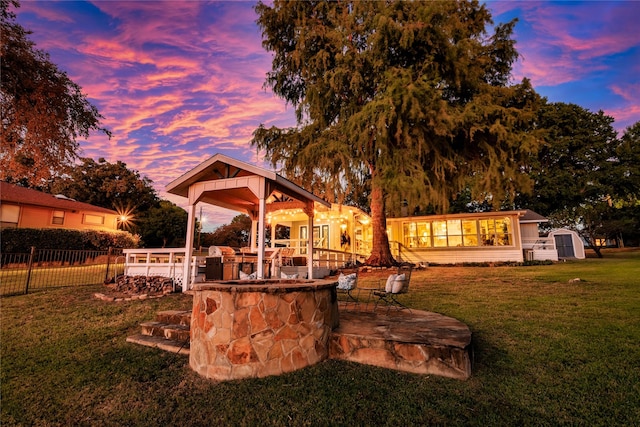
[115,205,135,231]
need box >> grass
[2,249,639,426]
[0,263,123,296]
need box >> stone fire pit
[190,279,338,381]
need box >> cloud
[18,1,290,194]
[19,0,637,205]
[611,83,640,104]
[499,2,640,87]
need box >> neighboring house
[385,209,559,264]
[0,181,119,231]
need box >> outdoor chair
[373,265,413,313]
[336,268,359,310]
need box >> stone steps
[156,310,192,326]
[140,321,191,342]
[126,310,191,356]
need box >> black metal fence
[0,247,125,296]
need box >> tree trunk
[583,233,603,258]
[365,179,396,267]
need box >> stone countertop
[193,278,338,293]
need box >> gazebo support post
[305,201,314,280]
[257,196,266,279]
[183,203,197,292]
[250,220,258,251]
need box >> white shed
[548,229,585,259]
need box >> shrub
[0,228,139,252]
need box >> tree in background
[48,157,158,216]
[201,215,252,248]
[253,1,542,266]
[514,103,639,255]
[606,122,640,247]
[0,0,110,187]
[616,122,640,206]
[137,200,188,248]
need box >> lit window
[447,220,463,247]
[403,222,417,248]
[462,220,478,246]
[416,222,431,247]
[433,220,447,247]
[495,218,512,245]
[479,219,497,246]
[52,210,65,225]
[1,204,20,228]
[83,214,104,225]
[479,218,513,246]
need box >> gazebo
[166,153,330,290]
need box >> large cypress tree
[253,0,542,266]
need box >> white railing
[522,238,558,261]
[312,248,361,269]
[522,237,555,251]
[122,248,203,287]
[123,246,367,286]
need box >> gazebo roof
[166,153,329,215]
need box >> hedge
[1,228,140,253]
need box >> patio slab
[330,304,472,380]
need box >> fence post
[105,247,113,283]
[24,246,36,295]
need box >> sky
[13,1,640,230]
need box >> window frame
[52,210,65,225]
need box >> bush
[0,228,139,252]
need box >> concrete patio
[331,303,472,380]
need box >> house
[0,181,120,231]
[127,154,567,287]
[385,209,559,264]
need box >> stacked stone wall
[190,283,337,381]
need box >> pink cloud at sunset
[13,1,640,229]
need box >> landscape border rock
[95,275,180,302]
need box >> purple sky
[14,1,640,230]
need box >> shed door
[554,234,575,258]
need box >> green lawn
[0,263,119,296]
[2,249,639,426]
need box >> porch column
[270,221,276,248]
[305,201,314,280]
[250,220,258,250]
[257,197,266,278]
[183,203,197,292]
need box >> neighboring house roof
[0,181,117,215]
[519,209,549,224]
